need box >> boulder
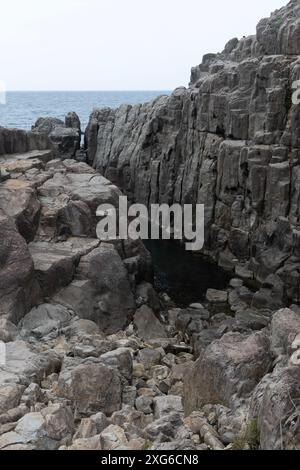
[49,127,80,159]
[184,332,271,414]
[0,341,61,388]
[144,413,183,441]
[19,304,72,339]
[133,306,167,341]
[135,396,153,415]
[32,116,81,159]
[62,435,102,451]
[99,348,133,382]
[57,200,93,237]
[100,424,128,450]
[137,348,162,369]
[77,244,135,333]
[271,308,300,356]
[90,412,109,434]
[250,365,300,450]
[0,179,40,242]
[0,404,74,450]
[57,361,122,416]
[0,384,24,415]
[153,396,184,419]
[73,418,97,440]
[206,289,228,304]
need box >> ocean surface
[0,91,170,131]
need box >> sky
[0,0,287,91]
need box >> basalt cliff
[0,0,300,452]
[86,0,300,305]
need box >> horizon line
[5,89,173,93]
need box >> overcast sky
[0,0,287,91]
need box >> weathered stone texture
[85,1,300,301]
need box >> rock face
[0,149,151,332]
[85,0,300,303]
[0,127,51,156]
[250,365,300,450]
[0,212,40,323]
[77,244,135,333]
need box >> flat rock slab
[29,239,100,296]
[39,172,120,210]
[206,289,228,304]
[0,149,53,167]
[0,158,45,174]
[0,341,61,388]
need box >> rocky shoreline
[0,0,300,451]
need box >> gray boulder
[0,404,74,450]
[19,304,72,339]
[57,361,122,416]
[271,308,300,356]
[184,332,271,414]
[32,115,81,159]
[153,396,183,419]
[133,306,167,341]
[100,348,133,382]
[250,365,300,450]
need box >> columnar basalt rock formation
[85,0,300,304]
[1,1,300,452]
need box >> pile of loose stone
[0,292,223,451]
[0,278,300,450]
[0,288,246,451]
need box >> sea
[0,91,170,131]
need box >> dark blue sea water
[0,91,170,131]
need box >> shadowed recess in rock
[144,239,231,306]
